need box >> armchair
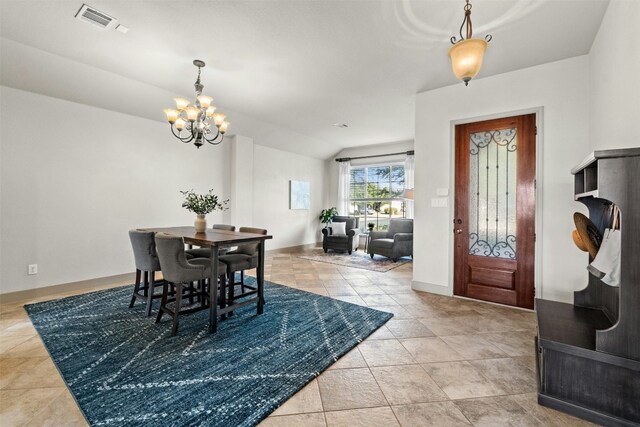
[322,216,360,254]
[368,218,413,261]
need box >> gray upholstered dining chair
[128,230,166,316]
[368,218,413,262]
[219,227,268,307]
[154,233,227,336]
[185,224,236,259]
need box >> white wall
[0,89,328,295]
[413,56,591,303]
[589,0,640,149]
[0,86,230,294]
[229,135,254,227]
[252,144,326,250]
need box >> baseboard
[411,280,452,296]
[267,242,322,255]
[0,273,135,304]
[0,243,323,304]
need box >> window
[349,164,406,232]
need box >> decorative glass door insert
[468,128,517,259]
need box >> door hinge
[534,179,537,189]
[534,233,537,242]
[535,125,538,135]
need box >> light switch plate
[431,198,448,208]
[436,188,449,196]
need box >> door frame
[447,107,544,307]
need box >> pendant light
[448,0,493,86]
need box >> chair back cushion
[212,224,236,231]
[235,227,268,255]
[388,218,413,235]
[154,233,189,283]
[128,230,161,272]
[332,216,358,231]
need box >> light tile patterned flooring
[0,250,595,427]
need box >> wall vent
[75,4,118,30]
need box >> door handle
[454,229,463,234]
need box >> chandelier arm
[171,124,195,143]
[207,134,224,146]
[203,127,222,144]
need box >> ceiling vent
[75,4,119,30]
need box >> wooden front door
[454,114,536,309]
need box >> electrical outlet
[28,264,38,275]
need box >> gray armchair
[322,216,360,254]
[368,218,413,261]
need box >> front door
[454,114,536,309]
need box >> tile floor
[0,250,596,426]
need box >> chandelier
[163,60,229,148]
[448,0,492,86]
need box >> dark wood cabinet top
[571,147,640,174]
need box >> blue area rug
[25,278,392,426]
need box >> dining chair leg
[171,283,183,336]
[145,271,155,317]
[156,281,169,324]
[129,269,141,308]
[143,271,149,297]
[199,279,207,308]
[188,282,194,305]
[219,274,227,319]
[240,270,245,293]
[227,270,235,317]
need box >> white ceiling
[0,0,609,158]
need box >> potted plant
[368,222,375,232]
[319,207,338,229]
[180,189,229,233]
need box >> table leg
[209,244,219,333]
[257,240,265,315]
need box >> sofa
[368,218,413,261]
[322,216,360,254]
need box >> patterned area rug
[25,278,392,427]
[298,249,412,272]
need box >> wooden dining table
[144,226,272,332]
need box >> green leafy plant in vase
[319,207,338,229]
[180,189,229,233]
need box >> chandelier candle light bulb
[197,95,213,109]
[164,109,178,124]
[174,98,190,111]
[213,113,226,127]
[163,60,229,148]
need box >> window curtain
[404,154,414,219]
[337,160,350,216]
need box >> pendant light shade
[448,38,488,85]
[448,0,492,86]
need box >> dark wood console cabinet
[536,148,640,426]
